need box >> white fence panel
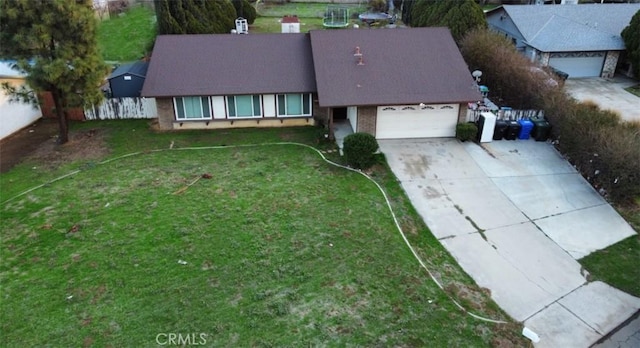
[85,97,157,120]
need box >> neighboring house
[0,61,42,140]
[141,28,480,139]
[486,4,640,78]
[108,61,149,98]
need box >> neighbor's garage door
[548,52,605,78]
[375,104,459,139]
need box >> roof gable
[142,34,316,97]
[109,61,149,79]
[501,4,640,52]
[309,27,480,107]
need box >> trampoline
[323,5,350,28]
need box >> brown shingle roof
[309,27,481,107]
[141,34,316,97]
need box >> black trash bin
[531,119,551,141]
[505,121,521,140]
[493,120,508,140]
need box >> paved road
[379,138,640,347]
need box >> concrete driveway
[379,138,640,347]
[564,76,640,122]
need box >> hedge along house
[486,4,640,79]
[142,28,481,139]
[141,34,316,130]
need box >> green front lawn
[580,197,640,298]
[0,121,524,346]
[580,234,640,297]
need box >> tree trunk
[51,88,69,144]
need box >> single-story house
[141,28,481,139]
[486,4,640,78]
[108,61,149,98]
[0,61,42,140]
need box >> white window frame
[276,93,312,117]
[174,96,212,121]
[226,95,262,118]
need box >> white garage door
[549,53,605,78]
[375,104,459,139]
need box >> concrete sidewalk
[379,138,639,347]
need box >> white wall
[347,106,357,132]
[263,94,276,117]
[0,78,42,140]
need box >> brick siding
[357,106,377,136]
[155,98,174,130]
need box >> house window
[227,95,262,118]
[276,93,311,117]
[175,96,211,120]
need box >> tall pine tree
[410,0,486,43]
[155,0,236,35]
[0,0,108,144]
[621,10,640,78]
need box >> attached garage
[548,52,605,78]
[375,104,459,139]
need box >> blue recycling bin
[518,119,534,140]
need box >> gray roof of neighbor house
[141,33,316,97]
[109,61,149,80]
[492,4,640,52]
[309,27,480,107]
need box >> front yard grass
[0,120,525,346]
[580,234,640,297]
[580,198,640,297]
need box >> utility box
[518,119,534,140]
[477,112,496,143]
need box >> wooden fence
[85,97,157,120]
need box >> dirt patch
[0,119,109,172]
[0,118,58,173]
[27,128,109,170]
